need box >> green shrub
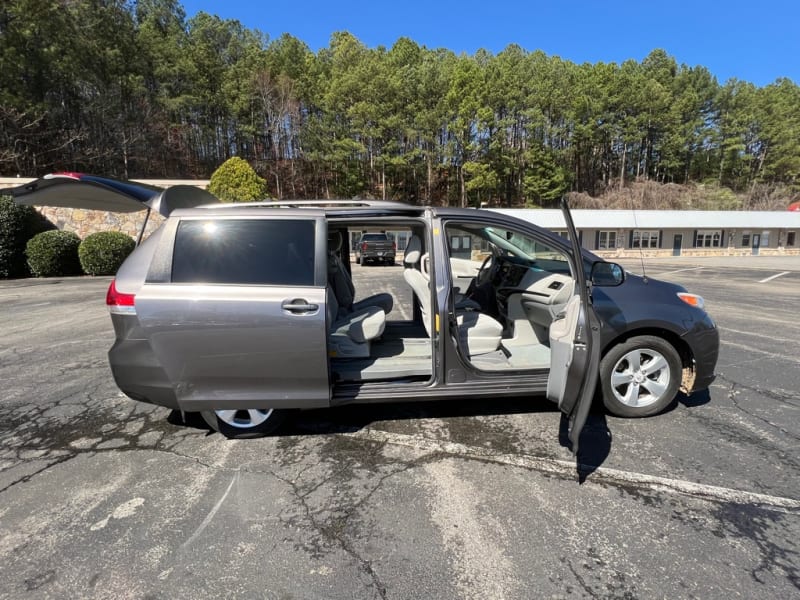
[0,196,54,278]
[25,230,82,277]
[78,231,135,275]
[208,156,270,203]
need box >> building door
[672,234,682,256]
[752,234,761,255]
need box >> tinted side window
[172,219,316,286]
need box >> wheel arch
[601,327,695,392]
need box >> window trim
[741,231,751,247]
[695,229,722,248]
[169,217,321,287]
[597,230,617,250]
[631,229,660,249]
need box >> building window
[392,231,410,252]
[449,235,472,250]
[695,230,721,248]
[787,231,796,247]
[553,230,569,239]
[762,231,770,247]
[741,232,751,247]
[598,231,617,249]
[632,230,659,248]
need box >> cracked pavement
[1,259,799,599]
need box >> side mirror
[591,261,625,286]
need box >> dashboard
[490,256,574,327]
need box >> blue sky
[179,0,797,86]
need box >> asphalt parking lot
[1,255,798,599]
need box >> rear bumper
[109,339,179,409]
[361,252,396,260]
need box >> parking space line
[653,266,705,276]
[718,327,799,347]
[346,428,800,511]
[720,339,799,362]
[179,473,238,550]
[758,271,790,283]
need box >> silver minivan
[10,175,719,451]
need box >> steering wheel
[475,253,496,286]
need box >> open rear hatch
[3,173,219,242]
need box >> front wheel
[599,336,682,418]
[201,408,288,439]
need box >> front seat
[328,230,393,316]
[403,235,502,356]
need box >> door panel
[136,285,329,409]
[546,199,601,454]
[135,214,330,411]
[547,296,584,405]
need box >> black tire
[200,408,288,439]
[599,335,682,418]
[355,255,361,264]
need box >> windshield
[484,227,568,263]
[445,223,572,275]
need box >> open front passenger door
[546,198,601,454]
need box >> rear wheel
[600,335,681,417]
[355,255,361,264]
[201,408,287,439]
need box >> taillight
[361,242,367,252]
[106,279,136,315]
[392,241,397,251]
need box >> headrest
[404,235,422,264]
[328,230,343,252]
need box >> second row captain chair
[328,230,393,317]
[403,234,503,356]
[327,289,386,359]
[327,230,391,359]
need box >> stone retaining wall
[35,206,164,240]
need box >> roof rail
[199,199,415,209]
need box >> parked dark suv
[9,175,719,451]
[355,232,396,265]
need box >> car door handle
[281,299,319,314]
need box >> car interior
[326,220,576,384]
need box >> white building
[490,209,800,257]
